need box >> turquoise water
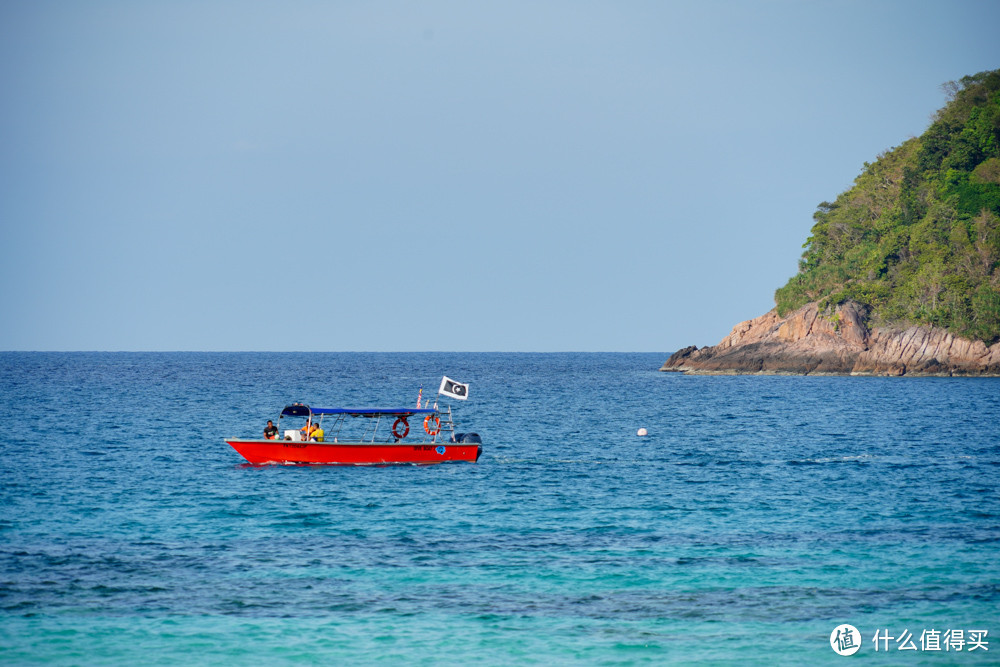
[1,352,998,664]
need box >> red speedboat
[226,378,481,466]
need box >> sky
[1,1,998,352]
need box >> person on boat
[309,423,324,442]
[263,420,278,440]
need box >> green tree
[774,69,1000,343]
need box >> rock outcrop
[661,301,1000,376]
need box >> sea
[1,352,997,665]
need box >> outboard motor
[451,433,482,444]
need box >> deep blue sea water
[1,352,998,665]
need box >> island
[663,69,1000,377]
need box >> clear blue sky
[2,1,998,351]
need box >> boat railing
[436,404,456,443]
[290,410,454,444]
[274,403,461,445]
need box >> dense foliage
[775,69,1000,343]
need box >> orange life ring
[423,414,441,436]
[392,417,409,439]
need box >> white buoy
[637,428,648,437]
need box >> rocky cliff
[660,302,1000,376]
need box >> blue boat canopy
[281,404,437,418]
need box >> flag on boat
[439,376,469,400]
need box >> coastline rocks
[661,301,1000,376]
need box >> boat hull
[226,439,482,466]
